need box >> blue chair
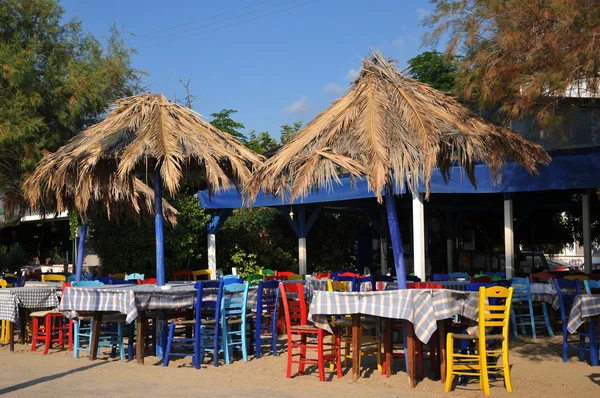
[583,279,600,294]
[221,281,249,364]
[164,280,224,369]
[554,279,598,365]
[448,272,469,281]
[510,277,553,339]
[96,276,136,285]
[253,280,279,359]
[71,281,126,360]
[66,274,77,282]
[370,275,395,291]
[466,282,492,292]
[222,276,244,286]
[432,273,449,281]
[125,273,144,281]
[355,276,372,292]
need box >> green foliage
[209,109,247,143]
[91,193,210,276]
[68,210,80,240]
[246,130,278,155]
[407,51,458,92]
[0,0,140,203]
[0,243,27,273]
[280,121,303,145]
[230,245,262,278]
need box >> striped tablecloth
[0,287,60,323]
[567,294,600,333]
[360,280,471,292]
[308,288,475,344]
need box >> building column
[299,237,307,276]
[412,192,426,281]
[207,233,216,280]
[583,192,592,274]
[504,195,514,278]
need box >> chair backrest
[223,276,244,285]
[96,276,134,285]
[139,278,157,284]
[448,272,469,281]
[246,273,264,285]
[432,273,449,281]
[264,275,281,282]
[315,272,331,280]
[125,273,144,281]
[256,280,280,316]
[286,273,303,281]
[41,274,66,282]
[0,279,7,288]
[337,271,360,278]
[531,272,556,283]
[279,282,308,329]
[172,270,193,281]
[221,282,249,320]
[192,269,212,281]
[194,280,223,333]
[260,268,275,276]
[71,280,104,287]
[109,273,126,279]
[478,286,514,343]
[471,275,493,283]
[406,275,422,282]
[564,274,590,281]
[408,282,443,289]
[466,282,492,292]
[371,275,395,291]
[355,276,371,291]
[277,271,294,277]
[510,277,532,302]
[583,279,600,294]
[66,274,77,282]
[327,280,350,292]
[554,278,582,325]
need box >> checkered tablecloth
[60,284,200,324]
[308,288,472,344]
[530,283,559,308]
[0,287,60,323]
[24,281,64,289]
[567,294,600,333]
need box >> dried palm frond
[245,51,550,203]
[24,93,263,221]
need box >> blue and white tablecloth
[567,294,600,333]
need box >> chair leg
[30,317,39,352]
[128,322,135,360]
[529,304,536,339]
[241,320,248,363]
[255,316,262,359]
[579,332,586,361]
[541,303,554,338]
[444,334,454,393]
[336,331,343,379]
[118,323,125,360]
[589,321,598,366]
[163,321,174,367]
[286,335,293,378]
[562,329,568,363]
[479,339,490,396]
[503,346,513,393]
[74,321,80,358]
[43,316,51,355]
[317,332,325,382]
[271,319,278,357]
[298,334,307,376]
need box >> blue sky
[61,0,437,140]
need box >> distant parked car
[519,252,548,273]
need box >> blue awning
[198,147,600,209]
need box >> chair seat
[291,324,320,332]
[451,333,505,341]
[30,309,61,317]
[102,314,127,323]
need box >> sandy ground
[0,335,599,397]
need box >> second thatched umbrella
[245,52,550,287]
[25,93,263,284]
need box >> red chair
[280,282,342,381]
[30,282,73,354]
[470,276,493,283]
[277,271,294,278]
[337,271,360,278]
[172,270,193,281]
[138,278,158,284]
[315,273,331,280]
[264,275,281,282]
[411,282,443,289]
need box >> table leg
[439,320,447,384]
[406,322,416,388]
[137,311,146,365]
[352,314,360,382]
[9,322,14,352]
[384,318,393,377]
[89,313,103,361]
[18,308,26,344]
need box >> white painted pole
[299,237,307,276]
[380,237,388,275]
[207,233,217,280]
[447,238,454,273]
[412,192,426,281]
[582,192,592,274]
[504,197,515,278]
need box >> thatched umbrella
[25,93,263,284]
[245,52,550,288]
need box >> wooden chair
[564,274,590,281]
[583,279,600,294]
[125,273,144,281]
[280,282,342,381]
[448,272,470,281]
[2,273,16,287]
[510,277,553,339]
[445,285,514,396]
[260,268,275,276]
[286,273,303,281]
[264,275,281,282]
[277,271,294,278]
[253,280,279,359]
[246,273,264,285]
[138,278,157,284]
[172,270,193,281]
[41,274,66,282]
[30,283,72,355]
[108,273,126,279]
[221,281,250,364]
[192,269,212,281]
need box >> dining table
[567,294,600,334]
[308,288,478,387]
[0,286,60,351]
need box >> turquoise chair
[72,280,126,360]
[125,273,144,281]
[584,279,600,294]
[510,277,553,339]
[221,281,249,364]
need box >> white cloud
[392,37,405,47]
[323,82,345,94]
[416,8,429,20]
[282,96,309,114]
[346,68,359,80]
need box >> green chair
[247,273,264,285]
[260,268,275,276]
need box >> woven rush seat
[30,309,61,317]
[451,333,505,341]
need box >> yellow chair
[1,279,8,344]
[109,273,126,279]
[287,273,303,281]
[41,274,66,282]
[192,269,212,281]
[445,285,514,396]
[564,274,590,281]
[3,273,15,287]
[327,280,382,373]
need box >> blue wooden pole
[385,184,407,289]
[75,222,87,282]
[154,167,165,287]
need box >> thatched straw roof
[24,93,263,221]
[245,52,550,203]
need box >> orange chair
[172,270,193,281]
[280,282,342,381]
